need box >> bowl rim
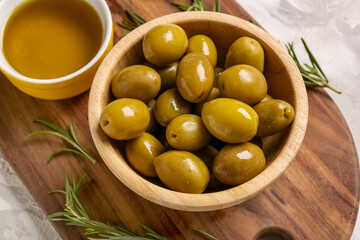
[89,11,308,212]
[0,0,113,84]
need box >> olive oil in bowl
[3,0,103,79]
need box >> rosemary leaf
[48,175,216,240]
[123,18,139,28]
[47,174,164,239]
[194,229,218,240]
[118,10,147,32]
[213,0,220,12]
[118,1,221,32]
[34,119,71,138]
[48,148,87,162]
[132,12,147,24]
[126,10,146,25]
[301,38,328,81]
[25,120,97,164]
[118,23,136,31]
[172,0,224,12]
[170,2,191,11]
[49,190,65,194]
[69,120,80,145]
[285,39,342,94]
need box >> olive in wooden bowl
[88,12,308,212]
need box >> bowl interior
[89,12,307,211]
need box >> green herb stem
[25,119,97,164]
[118,10,147,31]
[213,0,221,12]
[194,229,218,240]
[47,175,216,240]
[285,39,341,94]
[119,1,221,32]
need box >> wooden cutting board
[0,0,358,239]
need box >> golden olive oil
[3,0,103,79]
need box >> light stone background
[0,0,359,239]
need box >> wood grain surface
[0,0,358,240]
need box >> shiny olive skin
[213,142,265,185]
[218,64,267,105]
[186,35,217,67]
[100,98,150,140]
[193,145,223,189]
[260,94,273,102]
[176,52,214,103]
[194,88,221,116]
[158,62,179,93]
[143,24,188,66]
[225,37,265,72]
[214,67,223,88]
[111,65,161,102]
[166,114,212,151]
[253,99,295,137]
[154,150,210,193]
[202,98,259,143]
[125,132,165,177]
[154,88,192,127]
[145,99,159,133]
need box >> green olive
[154,88,192,127]
[111,65,161,102]
[157,62,179,93]
[166,114,212,151]
[253,99,295,137]
[154,150,210,193]
[186,34,217,67]
[214,67,223,88]
[193,145,223,189]
[100,98,150,140]
[143,24,188,66]
[225,37,265,72]
[218,64,267,105]
[194,88,221,116]
[213,142,265,185]
[260,94,273,102]
[145,99,159,133]
[176,52,214,103]
[202,98,259,143]
[125,132,165,177]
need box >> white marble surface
[0,0,359,239]
[236,0,360,239]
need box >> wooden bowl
[88,12,308,211]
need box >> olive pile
[100,24,295,194]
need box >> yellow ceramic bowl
[0,0,113,100]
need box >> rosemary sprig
[171,0,221,12]
[286,38,342,94]
[118,9,147,31]
[25,119,96,164]
[172,0,206,11]
[118,1,221,32]
[48,174,218,240]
